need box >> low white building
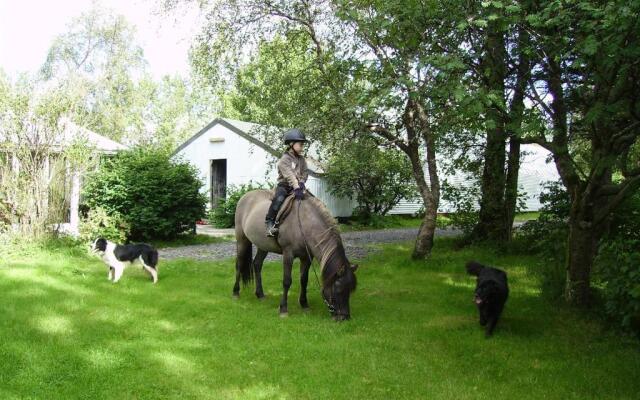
[389,143,560,214]
[0,118,128,235]
[175,118,560,218]
[173,118,356,217]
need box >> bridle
[296,198,338,315]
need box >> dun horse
[233,190,358,321]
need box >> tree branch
[594,174,640,226]
[365,123,409,153]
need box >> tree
[521,0,640,306]
[438,1,534,243]
[0,75,92,237]
[39,5,219,147]
[147,75,221,149]
[324,136,416,219]
[40,6,149,143]
[173,0,469,258]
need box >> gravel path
[159,227,461,261]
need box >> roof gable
[174,118,322,174]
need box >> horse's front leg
[299,254,312,310]
[279,250,294,317]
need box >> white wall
[175,122,356,217]
[388,144,561,215]
[175,123,278,200]
[306,176,357,217]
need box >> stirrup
[266,221,279,237]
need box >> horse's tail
[235,234,254,286]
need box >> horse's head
[323,263,358,321]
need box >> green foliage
[0,75,93,237]
[82,148,207,240]
[324,138,416,220]
[518,181,570,300]
[440,180,481,236]
[209,182,266,228]
[595,192,640,334]
[38,6,218,147]
[79,207,131,244]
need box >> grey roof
[0,117,128,154]
[173,118,322,174]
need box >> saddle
[275,194,297,224]
[271,190,314,225]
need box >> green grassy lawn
[514,212,540,222]
[149,234,231,248]
[1,238,638,399]
[339,212,540,232]
[338,215,426,232]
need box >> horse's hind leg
[299,255,312,310]
[279,250,294,317]
[233,237,253,298]
[253,249,268,299]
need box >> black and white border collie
[92,238,159,283]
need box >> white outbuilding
[173,118,356,217]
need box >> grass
[338,215,426,232]
[514,212,540,222]
[149,233,231,248]
[1,238,639,399]
[339,212,541,232]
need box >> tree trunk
[407,99,440,259]
[564,153,612,306]
[503,139,521,240]
[564,205,597,306]
[413,199,437,259]
[471,15,507,242]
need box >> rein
[296,199,336,314]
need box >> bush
[440,180,480,237]
[209,182,265,228]
[594,192,640,334]
[79,207,130,244]
[517,181,570,300]
[82,148,207,241]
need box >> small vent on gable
[209,137,225,143]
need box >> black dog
[93,238,159,283]
[466,261,509,337]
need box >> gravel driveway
[159,227,460,262]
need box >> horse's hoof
[256,294,266,300]
[279,312,289,318]
[302,307,311,313]
[232,293,240,300]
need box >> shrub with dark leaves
[82,148,207,241]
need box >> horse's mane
[302,196,348,286]
[305,195,338,230]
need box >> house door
[210,159,227,208]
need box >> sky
[0,0,202,79]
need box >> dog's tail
[465,261,485,276]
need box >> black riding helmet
[283,128,308,144]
